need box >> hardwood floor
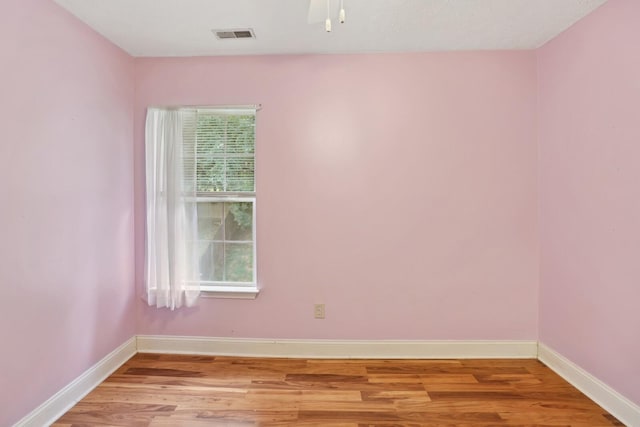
[54,354,623,426]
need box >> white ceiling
[53,0,608,57]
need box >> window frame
[187,107,259,299]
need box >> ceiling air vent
[213,29,256,40]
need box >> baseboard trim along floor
[136,336,538,359]
[538,342,640,427]
[14,336,137,427]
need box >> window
[183,108,257,297]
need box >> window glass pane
[197,203,223,240]
[225,202,253,241]
[196,200,255,283]
[225,243,253,282]
[198,241,224,282]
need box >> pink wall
[3,0,637,421]
[134,52,539,340]
[538,0,640,406]
[0,0,135,425]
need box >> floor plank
[53,355,622,426]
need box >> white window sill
[200,285,260,299]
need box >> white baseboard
[136,335,538,359]
[13,336,137,427]
[538,342,640,427]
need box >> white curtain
[145,108,199,309]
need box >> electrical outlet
[314,304,325,319]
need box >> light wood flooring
[54,354,623,426]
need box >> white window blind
[183,109,255,194]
